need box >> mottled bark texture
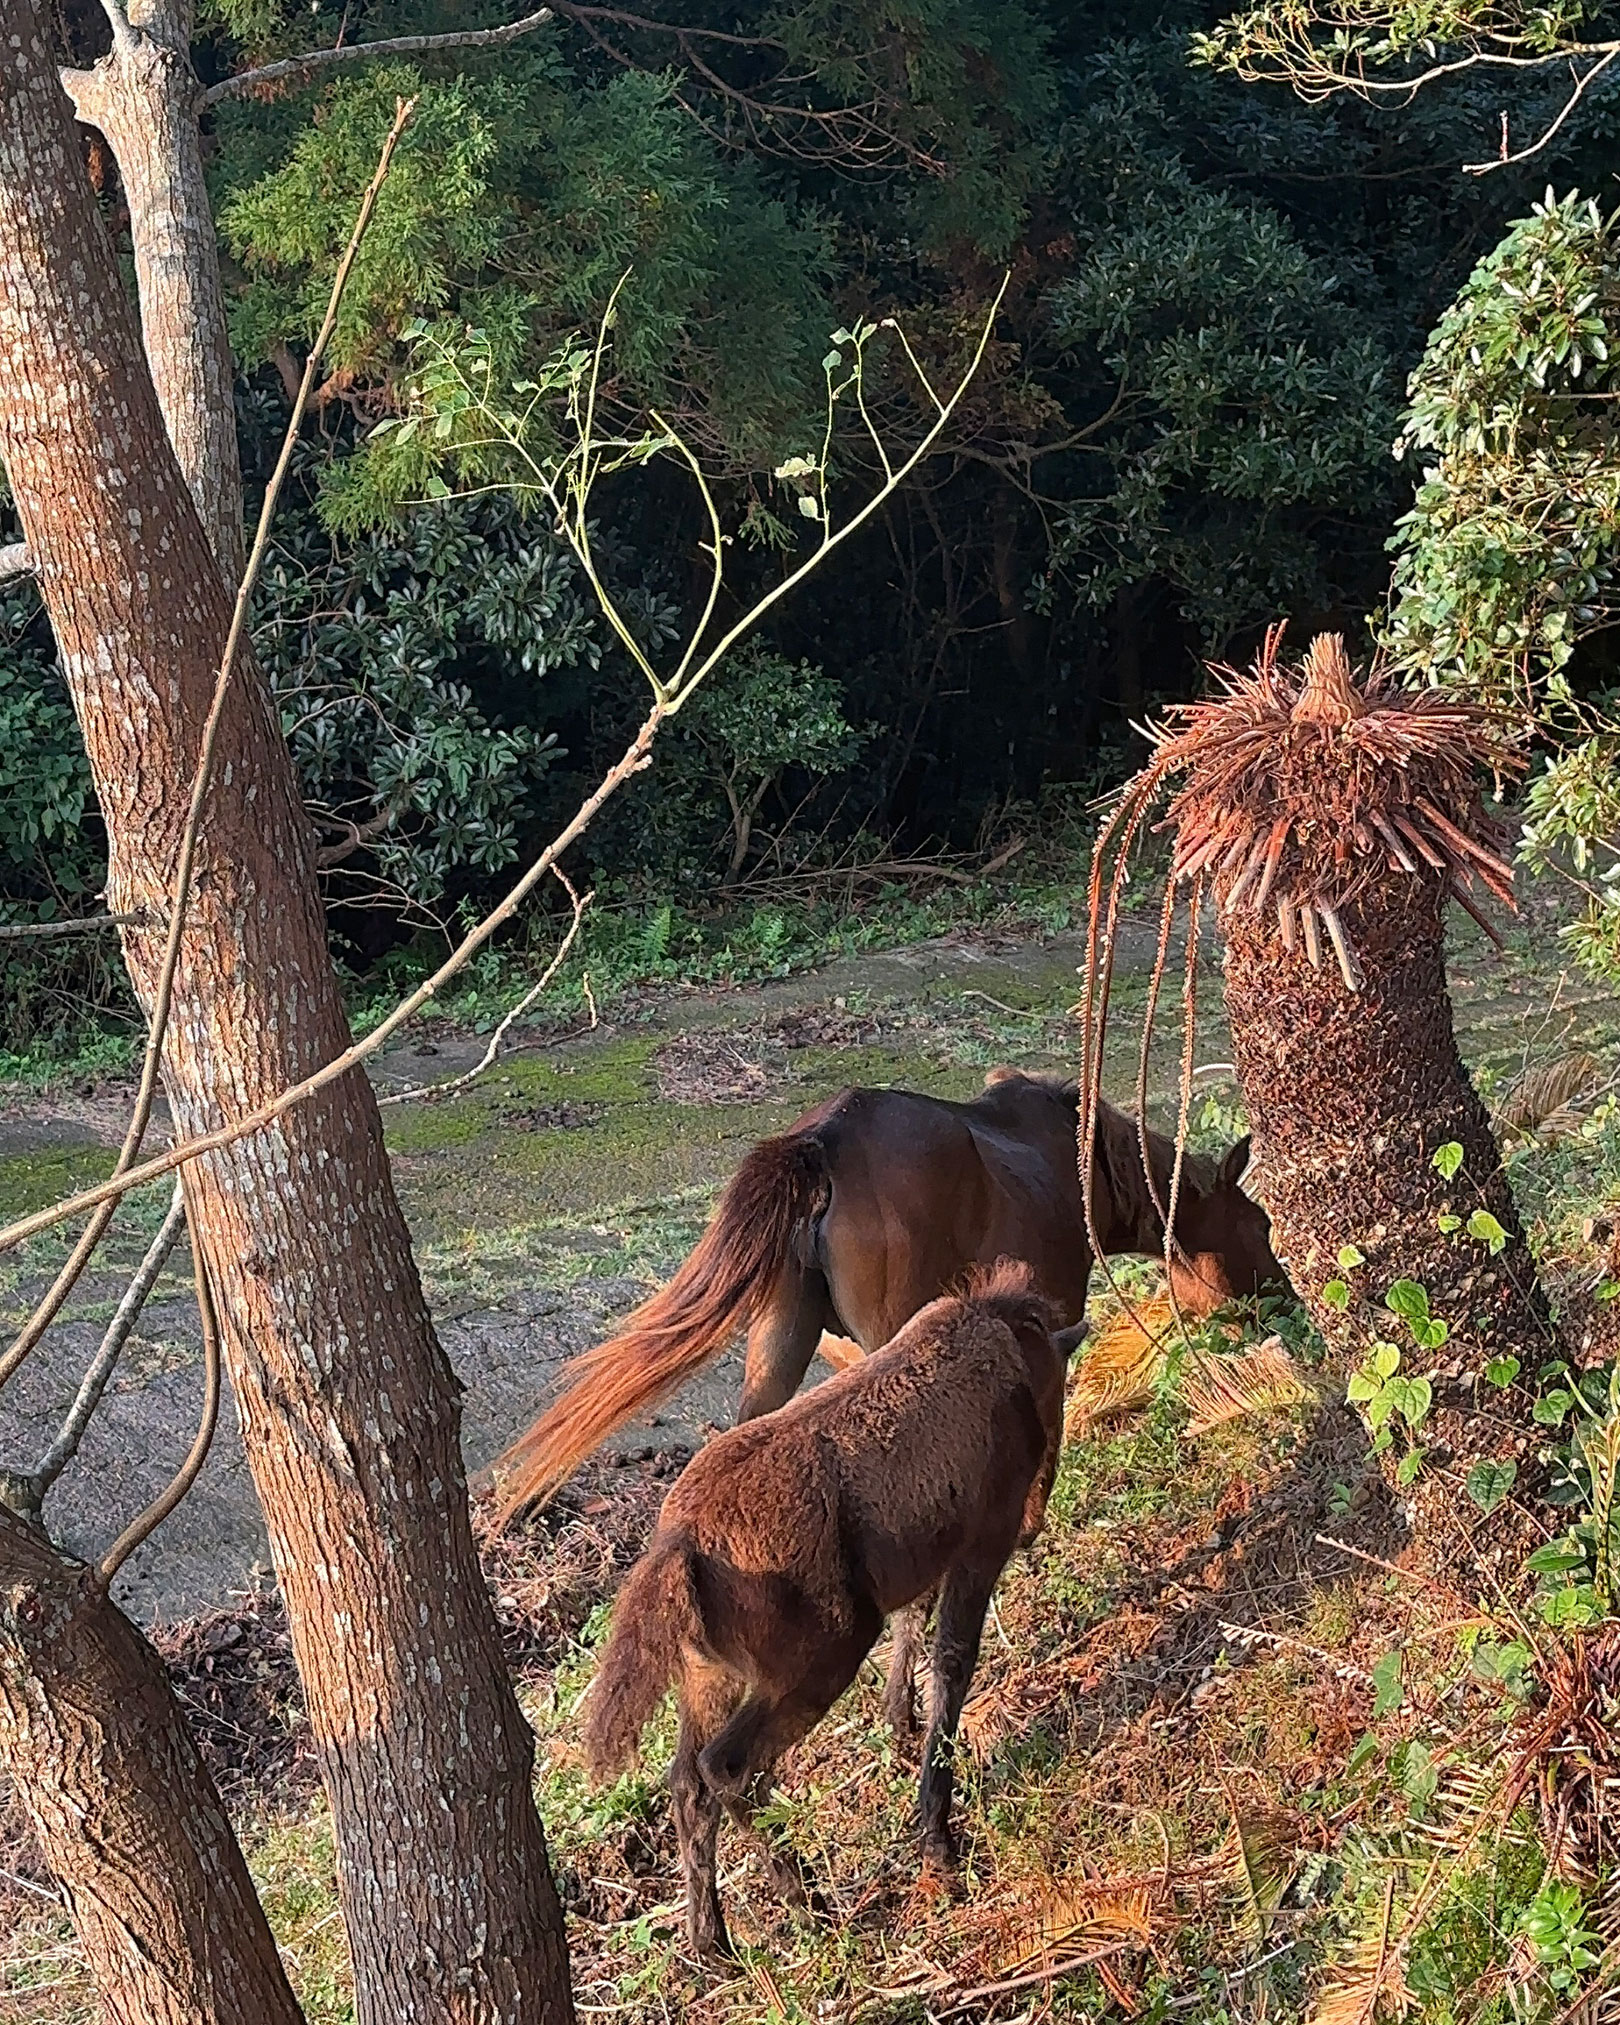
[0,9,576,2020]
[1223,882,1554,1564]
[60,0,245,582]
[1224,882,1546,1354]
[0,1508,305,2025]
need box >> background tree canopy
[5,0,1620,1036]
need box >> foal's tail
[584,1531,703,1779]
[494,1133,831,1518]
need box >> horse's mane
[959,1256,1064,1336]
[980,1065,1215,1234]
[1090,1092,1216,1242]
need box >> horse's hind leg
[670,1669,738,1961]
[883,1596,931,1742]
[916,1557,1002,1874]
[738,1264,833,1421]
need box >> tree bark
[60,0,245,582]
[1223,880,1555,1567]
[0,1508,306,2025]
[0,9,576,2020]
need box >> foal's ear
[1216,1135,1252,1191]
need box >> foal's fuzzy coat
[585,1262,1066,1960]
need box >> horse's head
[1166,1136,1284,1316]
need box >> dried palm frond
[815,1331,866,1374]
[1312,1879,1417,2025]
[1065,1295,1176,1440]
[1103,626,1524,991]
[1508,1624,1620,1880]
[1224,1798,1306,1946]
[1495,1052,1604,1137]
[1183,1335,1320,1436]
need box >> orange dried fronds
[1101,626,1523,982]
[1064,1295,1175,1440]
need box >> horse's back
[788,1078,1089,1343]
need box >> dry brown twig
[376,865,591,1108]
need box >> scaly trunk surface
[1224,878,1554,1567]
[0,1507,306,2025]
[60,0,245,582]
[0,9,576,2019]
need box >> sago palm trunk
[1107,629,1556,1576]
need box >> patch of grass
[251,1811,353,2024]
[0,1145,116,1224]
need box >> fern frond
[1312,1879,1417,2025]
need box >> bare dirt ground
[0,890,1611,1624]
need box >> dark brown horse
[584,1262,1069,1960]
[497,1068,1279,1514]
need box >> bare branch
[200,9,554,107]
[0,911,143,941]
[378,866,590,1107]
[95,1180,220,1587]
[96,0,134,57]
[0,283,1007,1256]
[314,801,400,870]
[0,541,33,582]
[32,1183,189,1504]
[0,100,417,1401]
[1464,47,1620,170]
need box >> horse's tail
[584,1530,703,1778]
[494,1132,831,1517]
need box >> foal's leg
[696,1617,876,1920]
[670,1688,731,1960]
[916,1558,1002,1873]
[882,1596,931,1742]
[738,1266,833,1421]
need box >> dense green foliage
[8,0,1620,1044]
[1196,0,1620,982]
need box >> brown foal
[583,1262,1069,1960]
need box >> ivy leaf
[1396,1446,1425,1485]
[1347,1371,1380,1402]
[1437,1213,1462,1233]
[1371,1342,1401,1379]
[1433,1142,1464,1180]
[1338,1244,1366,1271]
[1467,1209,1509,1254]
[1467,1459,1517,1513]
[1385,1279,1430,1321]
[1485,1356,1521,1388]
[1322,1278,1350,1310]
[1534,1388,1575,1426]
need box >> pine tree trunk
[1223,880,1554,1563]
[59,0,245,582]
[0,1508,306,2025]
[0,10,576,2020]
